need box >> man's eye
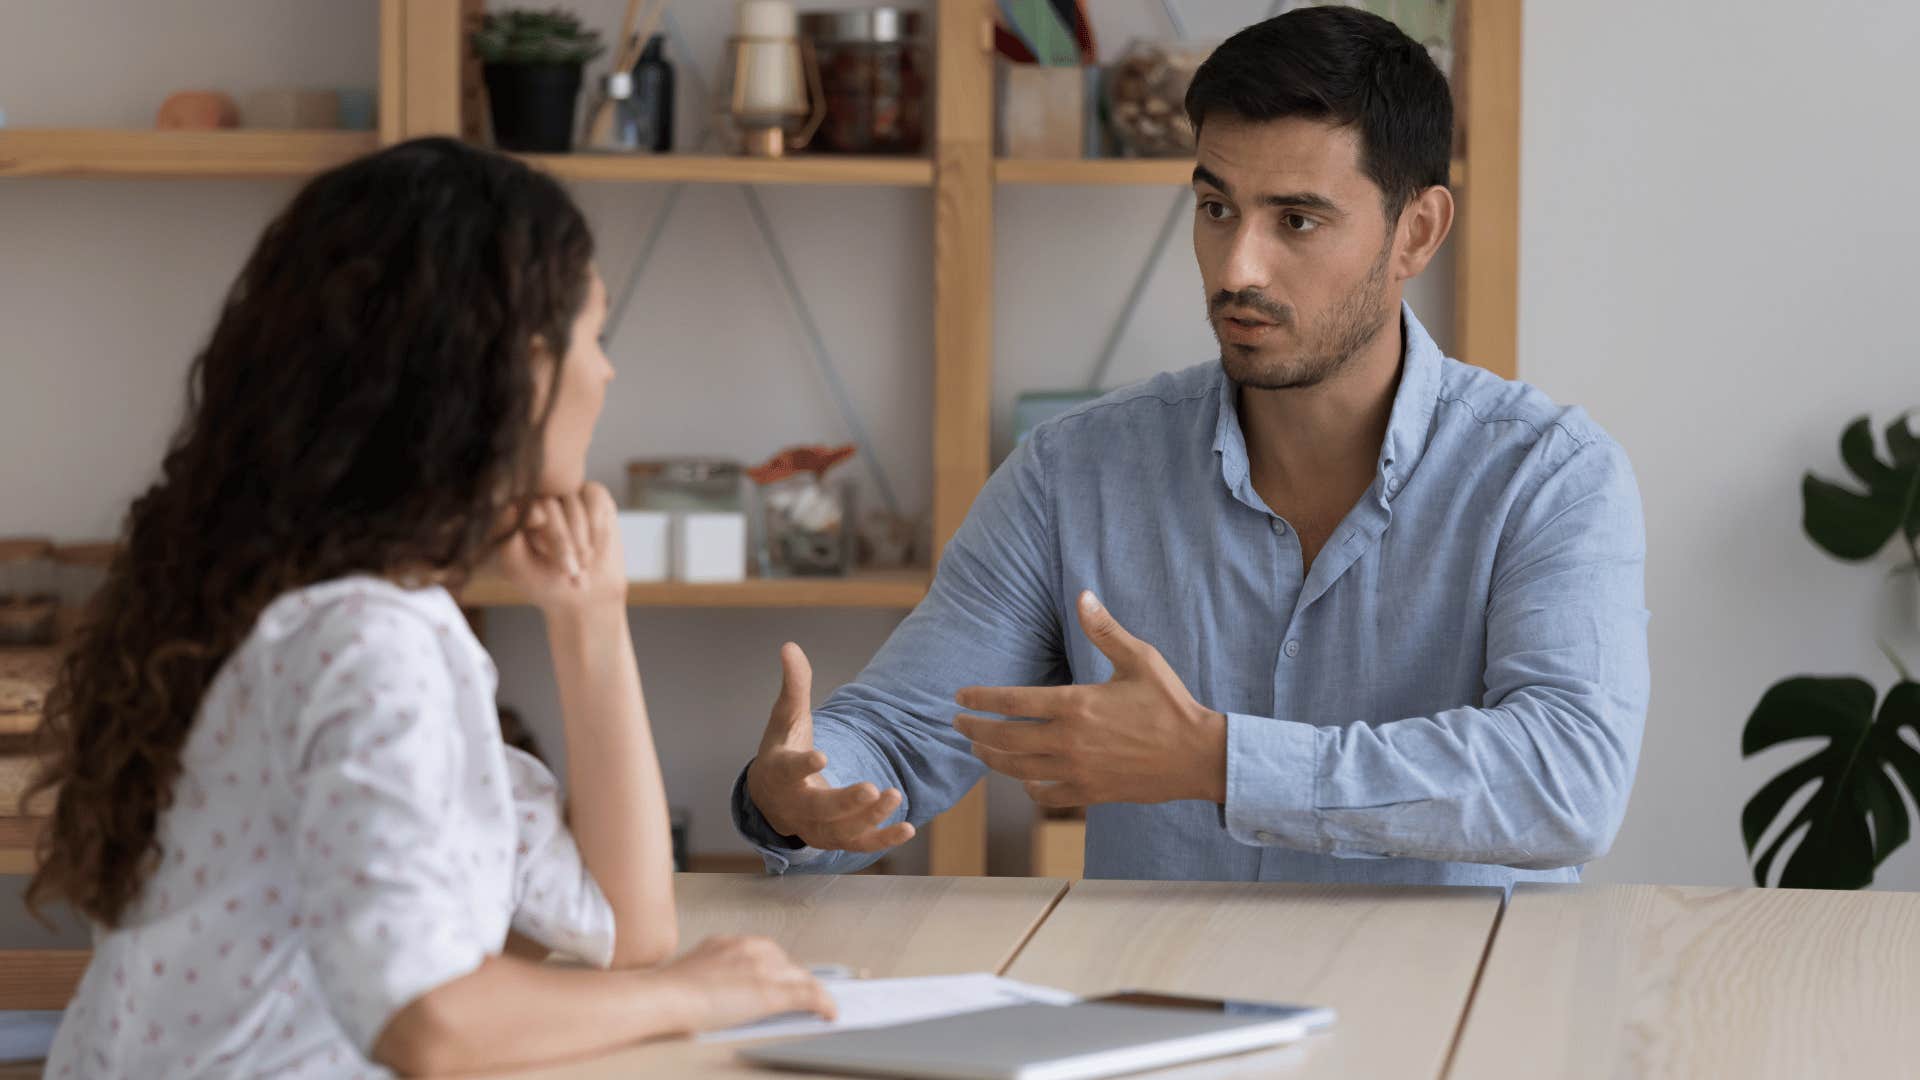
[1200,200,1235,222]
[1282,213,1319,233]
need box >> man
[730,6,1649,887]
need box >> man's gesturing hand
[744,643,918,853]
[955,592,1228,809]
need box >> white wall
[1519,2,1920,888]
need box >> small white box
[674,511,747,583]
[616,510,671,583]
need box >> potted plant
[1742,410,1920,888]
[472,8,605,153]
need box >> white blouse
[46,577,614,1078]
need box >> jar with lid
[0,538,57,647]
[626,458,745,512]
[799,8,928,155]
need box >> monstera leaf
[1742,678,1920,888]
[1802,414,1920,561]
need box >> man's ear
[1393,185,1456,281]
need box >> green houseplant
[1742,411,1920,888]
[472,8,605,153]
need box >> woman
[26,137,831,1077]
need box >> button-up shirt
[734,305,1649,888]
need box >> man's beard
[1212,240,1395,391]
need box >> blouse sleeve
[287,602,496,1055]
[503,746,616,968]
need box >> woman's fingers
[536,496,580,582]
[560,492,591,581]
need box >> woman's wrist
[542,596,631,647]
[627,967,705,1037]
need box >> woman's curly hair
[24,137,594,927]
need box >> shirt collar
[1213,301,1443,507]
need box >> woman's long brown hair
[25,137,594,927]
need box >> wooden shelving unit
[459,569,930,609]
[996,155,1467,190]
[524,152,933,187]
[0,129,379,179]
[0,0,1520,881]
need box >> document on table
[697,972,1078,1044]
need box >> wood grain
[1448,883,1920,1079]
[997,157,1465,188]
[399,0,464,139]
[923,0,997,880]
[0,130,377,178]
[458,569,929,609]
[0,816,46,876]
[1004,879,1503,1080]
[503,873,1069,1079]
[523,152,934,187]
[0,949,88,1010]
[1454,0,1522,378]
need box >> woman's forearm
[545,604,678,966]
[372,954,691,1075]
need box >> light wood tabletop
[1447,883,1920,1079]
[1002,879,1504,1080]
[500,872,1071,1079]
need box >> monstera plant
[1742,411,1920,888]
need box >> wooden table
[1003,880,1504,1080]
[504,873,1071,1079]
[1448,883,1920,1079]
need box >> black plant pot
[483,62,582,153]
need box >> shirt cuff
[1223,712,1327,850]
[730,762,829,874]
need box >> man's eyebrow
[1193,165,1343,216]
[1192,164,1232,195]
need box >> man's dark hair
[1184,5,1453,219]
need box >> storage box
[674,512,747,583]
[616,510,671,583]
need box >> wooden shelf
[0,713,39,738]
[0,816,44,877]
[996,156,1467,188]
[0,948,87,1010]
[0,129,379,179]
[459,568,931,609]
[521,153,934,187]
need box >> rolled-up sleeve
[504,747,615,967]
[1224,439,1650,869]
[290,615,493,1055]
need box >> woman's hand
[653,935,836,1033]
[493,482,627,618]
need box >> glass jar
[0,538,57,647]
[754,473,857,577]
[626,458,745,513]
[800,8,928,155]
[1103,39,1213,158]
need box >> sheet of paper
[697,972,1078,1044]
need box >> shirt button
[1386,475,1402,493]
[1255,830,1277,844]
[1284,640,1301,658]
[1271,519,1286,535]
